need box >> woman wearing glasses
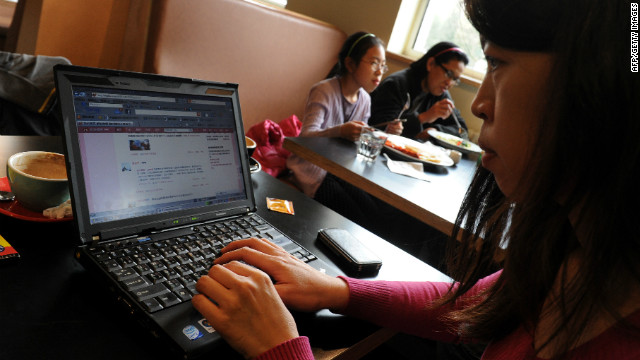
[286,32,386,197]
[286,31,406,236]
[370,41,470,140]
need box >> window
[261,0,287,8]
[389,0,486,79]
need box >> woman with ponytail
[286,32,406,234]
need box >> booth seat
[144,0,347,132]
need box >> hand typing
[192,259,297,359]
[192,237,349,358]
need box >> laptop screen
[71,86,246,225]
[55,66,256,243]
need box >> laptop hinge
[95,206,252,242]
[90,232,138,244]
[99,227,147,242]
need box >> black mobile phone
[317,228,382,276]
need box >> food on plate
[431,132,474,149]
[385,138,442,163]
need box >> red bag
[246,115,301,177]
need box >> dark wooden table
[283,136,479,235]
[0,136,450,360]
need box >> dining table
[0,135,451,360]
[283,136,480,236]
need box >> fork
[373,92,411,128]
[397,92,411,119]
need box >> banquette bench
[144,0,347,132]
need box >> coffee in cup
[6,151,70,212]
[245,136,257,158]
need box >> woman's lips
[480,148,497,169]
[478,139,495,168]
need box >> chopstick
[451,111,462,132]
[448,103,468,139]
[372,118,407,128]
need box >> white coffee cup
[6,151,70,212]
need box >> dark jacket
[369,65,467,139]
[0,51,71,135]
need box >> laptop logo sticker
[198,318,216,333]
[182,325,203,340]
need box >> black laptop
[54,65,338,358]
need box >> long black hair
[439,0,640,356]
[409,41,469,81]
[326,31,385,79]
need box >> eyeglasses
[437,63,461,85]
[365,59,389,74]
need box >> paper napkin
[383,154,431,182]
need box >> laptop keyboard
[87,214,317,313]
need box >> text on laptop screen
[71,86,246,224]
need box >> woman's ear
[345,57,357,74]
[426,57,435,72]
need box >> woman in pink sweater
[192,0,640,358]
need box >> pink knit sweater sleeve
[339,271,501,342]
[254,336,314,360]
[254,272,501,359]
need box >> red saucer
[0,177,72,222]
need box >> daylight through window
[392,0,487,78]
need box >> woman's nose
[471,79,493,122]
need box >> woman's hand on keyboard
[192,250,298,359]
[212,237,350,313]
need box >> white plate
[383,135,454,167]
[427,129,482,155]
